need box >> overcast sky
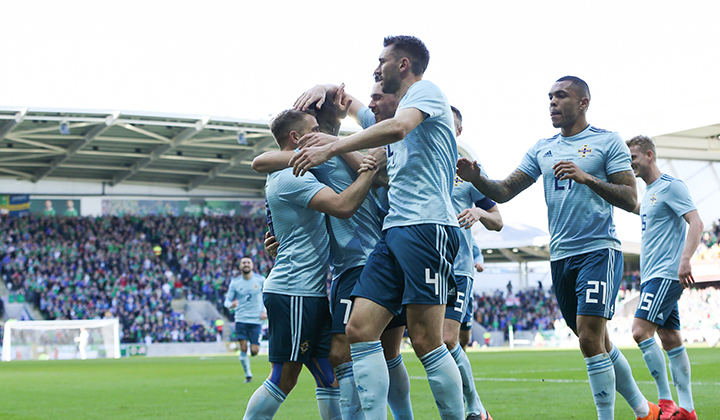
[3,0,720,241]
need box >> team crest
[650,194,658,206]
[253,284,259,290]
[454,175,464,187]
[299,340,310,354]
[577,145,592,157]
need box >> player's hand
[358,154,379,174]
[457,158,482,182]
[231,300,239,308]
[474,262,485,273]
[298,132,339,149]
[294,84,337,111]
[332,83,352,120]
[458,207,482,230]
[260,312,268,320]
[552,160,591,184]
[368,147,387,168]
[678,259,695,288]
[289,143,333,176]
[264,231,279,258]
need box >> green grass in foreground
[0,346,718,419]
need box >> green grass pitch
[1,346,718,419]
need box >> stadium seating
[0,214,273,343]
[472,287,561,334]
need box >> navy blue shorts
[550,249,623,330]
[235,322,262,345]
[352,224,460,316]
[634,278,683,330]
[263,293,332,363]
[331,265,406,333]
[446,275,472,323]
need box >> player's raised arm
[294,83,365,122]
[679,209,703,288]
[252,151,295,174]
[456,158,535,203]
[290,107,423,176]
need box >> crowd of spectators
[472,286,561,333]
[695,219,720,260]
[3,212,719,346]
[0,214,272,343]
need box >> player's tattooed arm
[586,170,638,213]
[457,158,535,202]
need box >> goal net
[2,319,120,361]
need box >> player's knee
[442,330,458,349]
[250,347,259,357]
[328,347,350,368]
[345,319,370,344]
[459,330,471,349]
[631,323,653,344]
[657,330,683,351]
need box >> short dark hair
[307,99,341,136]
[556,76,591,99]
[626,135,657,162]
[450,106,462,123]
[269,109,309,149]
[383,35,429,76]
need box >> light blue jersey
[518,125,631,261]
[264,168,329,297]
[224,273,266,324]
[452,167,495,277]
[383,80,459,230]
[358,106,392,225]
[472,240,484,265]
[640,174,696,283]
[311,156,383,279]
[358,106,375,130]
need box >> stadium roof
[654,123,720,161]
[473,223,551,264]
[0,107,360,197]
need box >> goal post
[2,319,120,361]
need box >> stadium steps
[1,297,33,321]
[173,299,232,340]
[24,304,44,321]
[0,279,9,296]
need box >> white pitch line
[409,376,720,386]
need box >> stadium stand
[0,214,272,343]
[472,287,561,333]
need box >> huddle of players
[241,35,701,420]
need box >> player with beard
[291,36,464,420]
[224,256,267,383]
[457,76,660,420]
